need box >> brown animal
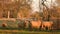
[18,20,26,28]
[2,23,7,27]
[30,20,42,30]
[24,20,30,28]
[42,21,53,30]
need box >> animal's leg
[46,26,50,31]
[39,26,42,30]
[45,26,48,30]
[48,27,49,30]
[50,26,52,30]
[43,25,46,30]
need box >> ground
[0,30,60,34]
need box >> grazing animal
[30,20,42,30]
[24,20,30,28]
[2,23,7,27]
[42,21,53,30]
[18,20,26,28]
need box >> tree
[17,0,31,19]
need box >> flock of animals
[17,18,53,31]
[1,18,53,31]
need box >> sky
[30,0,56,13]
[31,0,40,13]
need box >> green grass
[0,30,60,34]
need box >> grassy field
[0,20,60,34]
[0,30,60,34]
